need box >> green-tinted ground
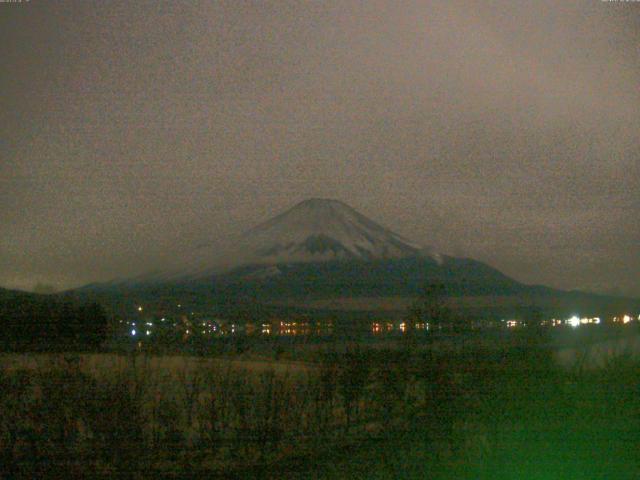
[262,349,640,479]
[1,338,638,478]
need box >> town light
[568,316,580,328]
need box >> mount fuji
[241,198,425,263]
[109,198,522,296]
[154,198,437,281]
[77,198,638,317]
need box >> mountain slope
[74,199,640,318]
[241,198,421,264]
[210,254,534,299]
[150,197,427,281]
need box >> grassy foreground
[0,341,638,478]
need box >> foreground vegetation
[0,337,638,478]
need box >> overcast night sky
[1,1,639,296]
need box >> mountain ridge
[240,198,422,264]
[71,199,640,318]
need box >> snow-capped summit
[115,198,432,284]
[241,198,420,263]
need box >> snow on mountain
[108,198,435,284]
[240,198,421,264]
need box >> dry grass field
[0,352,312,377]
[1,332,639,478]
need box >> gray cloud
[1,1,638,296]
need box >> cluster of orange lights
[612,314,639,324]
[371,321,429,334]
[278,321,311,336]
[504,314,639,329]
[131,302,640,340]
[259,320,334,336]
[371,322,395,334]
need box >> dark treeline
[0,290,108,351]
